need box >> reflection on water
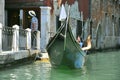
[0,61,52,80]
[86,50,120,80]
[0,50,120,80]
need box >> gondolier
[29,10,38,32]
[29,10,38,48]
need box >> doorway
[7,9,20,27]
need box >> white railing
[0,23,40,53]
[19,28,27,50]
[2,26,14,51]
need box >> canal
[0,50,120,80]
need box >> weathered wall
[91,0,120,49]
[53,0,81,38]
[0,0,5,25]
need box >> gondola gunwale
[46,21,85,57]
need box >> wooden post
[0,23,2,52]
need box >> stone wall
[91,0,120,49]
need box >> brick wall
[6,0,39,3]
[58,0,90,20]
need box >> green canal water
[0,50,120,80]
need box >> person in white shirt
[76,35,91,51]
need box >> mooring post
[0,23,2,52]
[36,31,40,50]
[26,28,31,50]
[12,25,19,52]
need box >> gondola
[46,20,86,69]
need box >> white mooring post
[0,23,2,52]
[26,28,31,49]
[40,7,51,52]
[12,25,19,52]
[36,31,40,50]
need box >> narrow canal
[0,50,120,80]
